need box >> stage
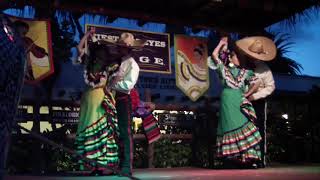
[4,164,320,180]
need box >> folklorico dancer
[241,37,276,168]
[102,32,147,176]
[208,36,265,168]
[75,27,121,175]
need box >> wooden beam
[0,0,278,33]
[2,1,317,35]
[133,134,192,141]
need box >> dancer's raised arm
[212,37,228,64]
[76,27,95,61]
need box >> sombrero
[235,36,277,61]
[98,32,146,49]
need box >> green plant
[153,138,192,168]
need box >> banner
[50,109,80,124]
[9,16,54,84]
[158,113,194,128]
[174,35,209,101]
[86,24,171,74]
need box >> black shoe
[249,163,259,169]
[257,162,266,168]
[89,169,104,176]
[119,168,132,177]
[222,160,240,169]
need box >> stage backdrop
[174,35,209,101]
[86,24,171,74]
[9,16,54,84]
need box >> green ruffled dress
[209,57,262,163]
[75,63,119,170]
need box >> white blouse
[111,55,140,94]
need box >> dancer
[0,14,26,179]
[75,28,120,175]
[208,37,263,168]
[241,37,276,168]
[103,32,146,176]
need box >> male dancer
[249,60,275,168]
[106,32,145,176]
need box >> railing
[15,98,209,169]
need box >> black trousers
[252,99,267,166]
[115,92,133,175]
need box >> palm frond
[279,4,320,31]
[265,30,303,75]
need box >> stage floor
[4,164,320,180]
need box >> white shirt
[251,62,275,100]
[111,55,140,94]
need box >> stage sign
[157,113,194,128]
[174,35,209,101]
[9,16,54,84]
[86,24,171,74]
[50,110,79,124]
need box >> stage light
[282,113,288,120]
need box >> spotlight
[281,114,288,120]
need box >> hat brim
[235,36,277,61]
[98,39,146,49]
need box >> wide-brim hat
[97,32,146,49]
[235,36,277,61]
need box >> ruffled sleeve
[207,56,224,78]
[246,70,259,85]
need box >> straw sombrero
[235,36,277,61]
[98,32,146,49]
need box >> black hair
[88,43,108,62]
[232,45,256,70]
[227,38,237,53]
[87,42,122,69]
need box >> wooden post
[145,89,154,168]
[31,102,44,174]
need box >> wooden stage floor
[4,164,320,180]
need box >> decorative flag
[9,16,54,84]
[174,35,209,101]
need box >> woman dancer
[75,28,120,175]
[208,37,262,168]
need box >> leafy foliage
[264,31,303,75]
[153,138,192,168]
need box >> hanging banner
[86,24,171,74]
[9,16,54,84]
[174,35,209,101]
